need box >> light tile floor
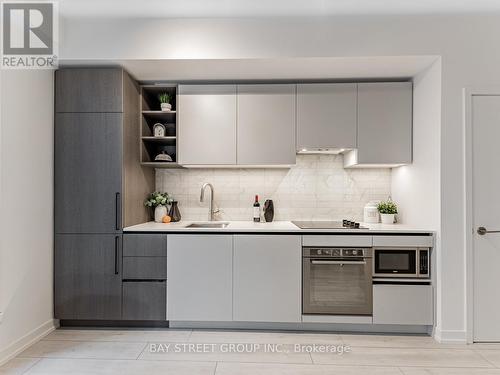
[1,329,500,374]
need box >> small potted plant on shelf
[377,200,398,224]
[144,191,172,223]
[158,92,172,112]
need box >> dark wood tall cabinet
[55,113,123,234]
[54,68,154,321]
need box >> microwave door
[374,249,417,277]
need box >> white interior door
[472,95,500,342]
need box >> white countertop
[124,221,435,234]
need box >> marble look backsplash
[156,155,391,222]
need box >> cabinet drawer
[123,234,167,257]
[372,235,434,248]
[122,281,166,320]
[302,235,372,247]
[122,257,167,280]
[373,284,433,325]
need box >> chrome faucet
[200,183,218,221]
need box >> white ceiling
[60,56,438,81]
[59,0,500,18]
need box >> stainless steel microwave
[373,247,430,278]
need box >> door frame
[464,86,500,343]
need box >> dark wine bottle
[253,195,260,222]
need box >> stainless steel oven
[373,247,430,278]
[302,247,373,315]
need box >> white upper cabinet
[297,83,357,150]
[178,85,237,165]
[344,82,413,167]
[237,84,296,165]
[177,82,412,168]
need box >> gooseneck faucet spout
[200,183,218,221]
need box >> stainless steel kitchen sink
[186,222,230,228]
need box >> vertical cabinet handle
[114,236,120,275]
[115,192,121,230]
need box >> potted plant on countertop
[144,191,172,223]
[377,200,398,224]
[158,92,173,112]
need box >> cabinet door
[356,82,412,164]
[178,85,237,165]
[373,284,433,325]
[237,84,296,165]
[55,68,123,113]
[233,235,301,322]
[167,235,233,321]
[297,83,357,149]
[55,113,122,233]
[54,234,122,320]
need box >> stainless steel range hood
[296,148,348,155]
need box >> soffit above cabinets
[59,56,438,82]
[60,0,500,18]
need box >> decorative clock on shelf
[153,123,166,137]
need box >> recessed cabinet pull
[115,192,121,230]
[114,236,120,275]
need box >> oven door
[302,257,373,315]
[373,248,418,277]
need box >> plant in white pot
[144,191,172,223]
[377,201,398,224]
[158,92,172,112]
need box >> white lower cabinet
[373,284,433,325]
[167,235,233,321]
[166,233,434,327]
[233,235,302,323]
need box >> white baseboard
[0,319,58,366]
[434,328,468,344]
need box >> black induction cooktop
[291,220,367,229]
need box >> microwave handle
[311,260,366,265]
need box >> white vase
[380,213,395,224]
[160,103,172,112]
[154,205,167,223]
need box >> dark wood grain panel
[55,113,122,233]
[123,257,167,280]
[123,234,167,257]
[122,281,166,320]
[55,68,123,113]
[54,234,122,320]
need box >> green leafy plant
[144,192,172,208]
[377,201,398,214]
[158,92,172,104]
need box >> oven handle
[311,260,367,265]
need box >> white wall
[0,70,55,364]
[58,14,500,342]
[392,59,442,331]
[392,59,441,229]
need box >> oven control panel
[304,247,372,258]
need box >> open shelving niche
[140,84,181,168]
